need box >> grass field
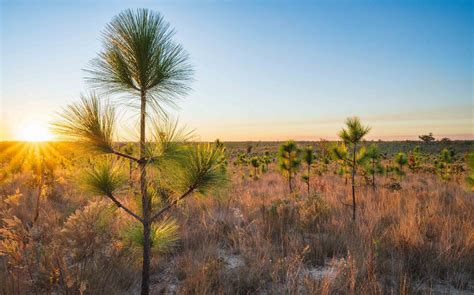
[0,140,472,294]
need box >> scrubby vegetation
[1,135,473,294]
[0,7,473,295]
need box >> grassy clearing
[0,141,472,294]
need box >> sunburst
[16,123,54,142]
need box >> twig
[113,150,139,162]
[150,185,197,222]
[106,193,143,223]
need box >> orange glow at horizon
[15,123,54,142]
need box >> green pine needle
[51,93,116,154]
[80,158,126,196]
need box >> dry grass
[158,167,473,294]
[0,152,473,294]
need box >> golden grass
[0,158,473,294]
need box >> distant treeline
[1,140,472,160]
[222,140,473,158]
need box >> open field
[2,3,473,295]
[0,140,473,294]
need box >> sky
[1,0,473,141]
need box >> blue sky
[1,0,472,141]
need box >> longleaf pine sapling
[365,144,381,188]
[53,9,228,295]
[334,117,370,221]
[302,146,316,196]
[394,152,408,177]
[250,156,260,178]
[277,141,301,193]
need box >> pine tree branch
[113,150,139,162]
[106,192,143,223]
[150,185,196,222]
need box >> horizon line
[1,139,473,144]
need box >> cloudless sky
[1,0,472,141]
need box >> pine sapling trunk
[288,171,292,193]
[140,90,151,295]
[288,152,293,193]
[399,164,403,181]
[307,164,310,196]
[372,160,376,189]
[351,143,356,222]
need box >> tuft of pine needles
[80,158,126,196]
[175,143,228,196]
[338,117,371,145]
[84,8,193,118]
[123,217,180,253]
[52,93,116,154]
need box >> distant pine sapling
[435,148,455,181]
[301,146,316,196]
[408,145,422,173]
[262,151,272,172]
[333,117,371,221]
[321,155,331,175]
[394,152,408,178]
[250,156,260,178]
[365,144,382,188]
[277,140,301,193]
[214,139,228,167]
[237,153,248,167]
[317,139,331,175]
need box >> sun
[17,123,54,142]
